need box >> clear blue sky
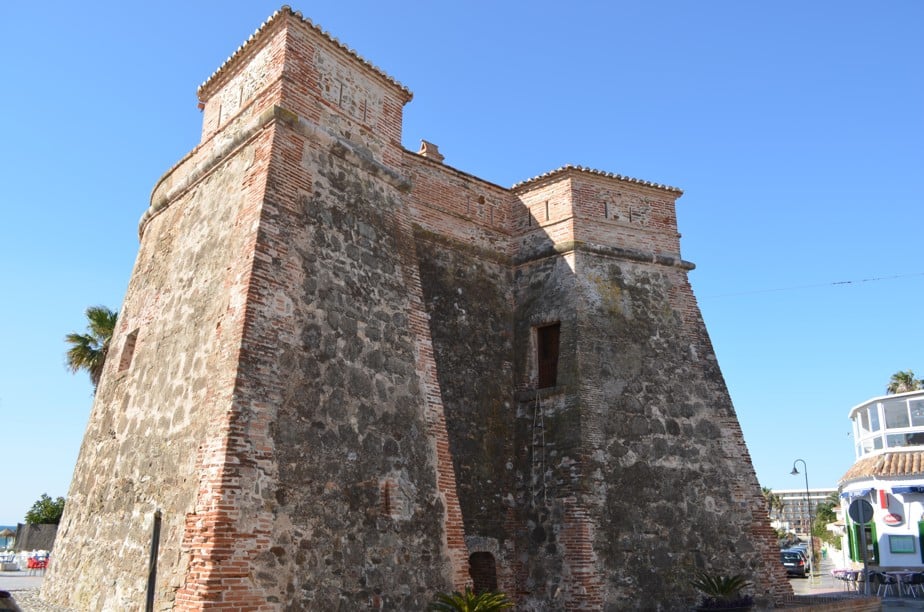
[0,1,921,525]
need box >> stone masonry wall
[414,230,518,590]
[511,252,589,609]
[503,173,791,609]
[44,128,268,610]
[170,126,278,611]
[569,244,792,607]
[225,113,463,608]
[48,10,467,611]
[176,12,467,608]
[404,152,522,596]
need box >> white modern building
[773,488,837,535]
[840,389,924,568]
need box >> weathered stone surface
[44,7,789,612]
[415,231,517,589]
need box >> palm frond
[887,370,924,394]
[689,572,751,597]
[64,305,118,390]
[428,588,514,611]
[86,305,118,339]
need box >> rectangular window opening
[536,323,560,389]
[118,329,139,372]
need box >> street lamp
[791,459,816,581]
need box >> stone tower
[44,7,791,610]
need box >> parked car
[781,549,809,578]
[791,544,814,568]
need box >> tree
[65,305,118,391]
[24,494,66,525]
[887,370,924,394]
[761,486,783,521]
[812,492,841,551]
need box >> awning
[841,488,873,499]
[892,486,924,495]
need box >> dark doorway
[469,551,498,593]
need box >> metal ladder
[531,392,547,506]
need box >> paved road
[0,571,43,592]
[789,554,924,610]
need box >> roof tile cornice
[197,6,412,103]
[840,451,924,484]
[511,164,682,195]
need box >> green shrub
[428,587,514,611]
[689,572,753,609]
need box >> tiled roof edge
[511,164,682,195]
[839,451,924,484]
[197,6,412,103]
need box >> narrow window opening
[469,552,498,593]
[604,202,609,219]
[118,329,139,372]
[544,201,550,221]
[537,323,560,389]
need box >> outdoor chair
[844,570,860,592]
[905,572,924,598]
[873,571,897,597]
[26,556,48,576]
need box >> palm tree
[761,486,783,521]
[65,305,118,391]
[887,370,924,394]
[761,487,774,517]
